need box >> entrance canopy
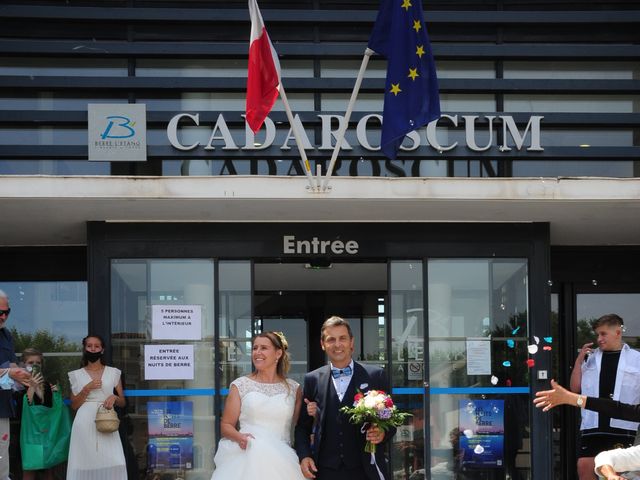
[1,175,639,246]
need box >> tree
[11,328,79,353]
[11,327,80,395]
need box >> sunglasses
[0,309,10,316]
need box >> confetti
[506,379,512,386]
[543,346,552,351]
[474,445,485,454]
[512,326,521,335]
[534,336,540,344]
[526,359,535,368]
[491,375,498,385]
[507,339,515,348]
[463,429,474,438]
[502,361,511,367]
[543,337,553,343]
[528,344,539,354]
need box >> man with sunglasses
[0,290,30,480]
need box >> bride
[211,331,305,479]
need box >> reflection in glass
[550,294,562,478]
[453,160,499,178]
[259,317,307,386]
[110,259,215,478]
[390,260,426,479]
[0,160,110,176]
[427,259,531,480]
[512,160,636,178]
[540,129,634,148]
[0,281,86,393]
[0,128,93,145]
[219,261,252,387]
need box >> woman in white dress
[67,334,127,479]
[211,331,306,480]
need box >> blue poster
[147,401,194,470]
[458,399,504,468]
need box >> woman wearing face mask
[66,334,126,479]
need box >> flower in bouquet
[340,389,411,453]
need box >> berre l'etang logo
[88,104,147,161]
[100,115,137,140]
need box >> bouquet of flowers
[340,389,412,453]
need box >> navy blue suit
[0,327,18,418]
[294,362,395,480]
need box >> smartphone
[30,364,41,375]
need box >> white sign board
[88,103,147,161]
[151,305,202,340]
[466,337,492,375]
[144,344,194,380]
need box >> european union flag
[368,0,441,159]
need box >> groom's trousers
[315,465,368,480]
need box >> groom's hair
[321,316,353,340]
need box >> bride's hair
[254,331,291,380]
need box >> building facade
[1,1,640,479]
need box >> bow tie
[331,366,352,378]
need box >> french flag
[246,0,281,134]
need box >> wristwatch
[576,395,585,407]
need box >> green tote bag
[20,389,72,470]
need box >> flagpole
[322,47,374,192]
[278,85,317,191]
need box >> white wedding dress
[211,376,305,480]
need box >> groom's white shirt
[330,360,354,401]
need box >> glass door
[256,313,309,385]
[253,261,388,374]
[390,259,534,480]
[426,259,531,480]
[390,261,427,479]
[111,258,216,479]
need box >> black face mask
[84,350,103,363]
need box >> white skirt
[211,426,304,480]
[66,402,127,480]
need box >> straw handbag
[95,404,120,433]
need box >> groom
[295,316,395,480]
